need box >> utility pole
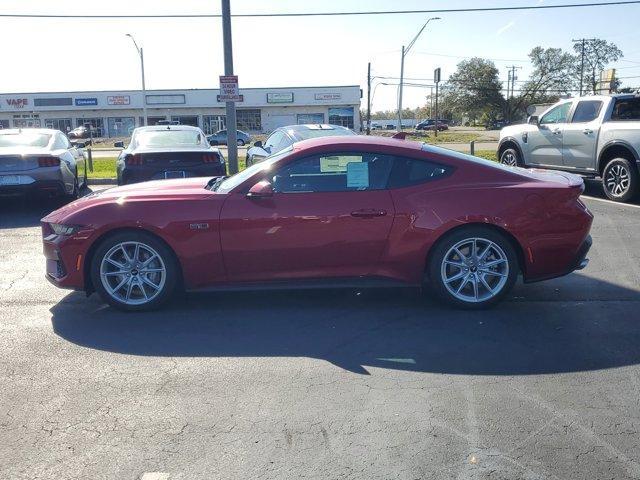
[126,34,147,126]
[434,67,441,138]
[366,62,371,135]
[572,38,596,96]
[506,70,512,124]
[506,65,521,123]
[221,0,238,174]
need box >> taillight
[125,154,143,166]
[38,156,60,167]
[203,153,220,163]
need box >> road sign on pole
[219,75,241,102]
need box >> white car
[0,128,87,198]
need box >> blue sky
[1,0,639,111]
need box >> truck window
[571,100,603,123]
[611,98,640,121]
[540,103,571,125]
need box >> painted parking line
[140,473,169,480]
[581,195,640,209]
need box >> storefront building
[0,86,361,137]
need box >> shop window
[328,107,354,129]
[236,109,261,131]
[107,117,136,137]
[297,113,324,124]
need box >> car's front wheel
[602,157,638,202]
[91,232,178,311]
[427,227,518,309]
[237,139,245,146]
[499,148,522,167]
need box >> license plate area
[164,170,186,179]
[0,175,22,185]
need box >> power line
[1,1,640,19]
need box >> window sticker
[320,155,362,173]
[347,162,369,189]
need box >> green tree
[443,58,505,122]
[573,39,623,94]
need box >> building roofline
[0,85,361,96]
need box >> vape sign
[107,95,130,106]
[6,98,28,109]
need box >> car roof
[133,125,203,133]
[0,128,59,135]
[280,124,350,132]
[290,135,424,152]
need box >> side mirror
[253,140,263,148]
[246,180,274,198]
[527,115,539,125]
[114,141,125,148]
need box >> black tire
[246,155,253,167]
[65,175,79,201]
[91,231,179,312]
[426,226,519,309]
[602,157,638,202]
[237,139,245,146]
[499,147,522,167]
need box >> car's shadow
[51,273,640,376]
[0,186,97,229]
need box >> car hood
[500,124,537,139]
[42,177,220,223]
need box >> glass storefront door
[45,118,72,133]
[203,115,226,134]
[107,117,136,137]
[76,118,104,137]
[170,115,199,127]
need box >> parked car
[416,119,449,131]
[114,125,225,185]
[207,129,251,146]
[498,94,640,202]
[67,125,92,139]
[42,135,593,312]
[246,124,355,166]
[0,128,87,198]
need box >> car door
[527,102,572,167]
[561,99,603,172]
[219,151,395,283]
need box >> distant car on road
[67,125,92,139]
[0,128,87,199]
[498,94,640,202]
[416,119,449,131]
[207,129,251,146]
[246,124,356,166]
[114,125,226,185]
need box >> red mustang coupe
[42,136,593,311]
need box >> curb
[88,178,117,185]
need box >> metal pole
[430,86,433,118]
[397,46,405,132]
[366,62,371,135]
[434,81,439,138]
[506,70,511,124]
[579,39,585,96]
[221,0,238,174]
[140,47,148,126]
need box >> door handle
[351,208,387,218]
[583,128,593,135]
[551,129,562,135]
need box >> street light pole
[397,17,440,132]
[221,0,238,174]
[126,34,147,126]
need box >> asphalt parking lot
[1,184,639,480]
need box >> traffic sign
[219,75,241,102]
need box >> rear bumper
[0,179,66,197]
[121,163,226,185]
[524,235,592,283]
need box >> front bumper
[42,226,90,291]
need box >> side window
[540,103,571,125]
[52,134,70,150]
[387,157,452,189]
[611,98,640,121]
[271,152,393,193]
[265,131,284,151]
[571,100,603,123]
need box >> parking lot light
[126,34,148,127]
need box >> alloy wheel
[99,241,166,306]
[440,237,509,303]
[605,164,631,197]
[501,151,518,166]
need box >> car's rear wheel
[91,232,178,311]
[499,148,521,167]
[602,158,638,202]
[427,227,518,309]
[237,139,245,146]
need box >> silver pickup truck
[498,94,640,202]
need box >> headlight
[49,223,78,236]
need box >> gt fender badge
[189,223,210,230]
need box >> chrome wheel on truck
[602,158,637,202]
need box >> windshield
[294,128,355,141]
[215,146,294,193]
[135,130,203,148]
[0,132,51,148]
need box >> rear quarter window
[611,98,640,121]
[387,156,452,189]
